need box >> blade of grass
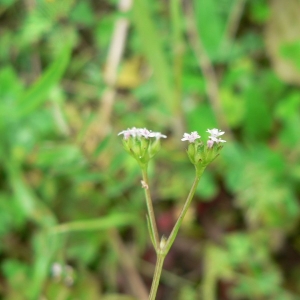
[50,213,138,234]
[17,43,71,117]
[131,0,176,117]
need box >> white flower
[128,127,139,137]
[118,127,140,139]
[118,127,167,139]
[118,129,131,139]
[138,128,152,138]
[149,132,167,139]
[181,131,201,143]
[206,128,225,138]
[206,128,226,144]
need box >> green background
[1,0,300,299]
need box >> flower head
[118,127,167,168]
[118,127,167,140]
[181,128,226,175]
[181,131,201,143]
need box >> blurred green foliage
[0,0,300,299]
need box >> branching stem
[145,166,204,299]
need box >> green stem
[149,254,165,300]
[145,168,204,299]
[142,167,160,250]
[164,169,204,253]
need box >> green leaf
[0,67,24,127]
[17,44,71,117]
[220,87,245,128]
[250,0,270,23]
[0,0,17,7]
[1,259,29,292]
[280,40,300,71]
[70,1,95,26]
[243,83,272,141]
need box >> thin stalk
[165,170,204,253]
[149,254,165,300]
[142,167,160,250]
[144,167,204,299]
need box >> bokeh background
[1,0,300,299]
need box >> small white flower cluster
[181,131,201,143]
[118,127,167,140]
[181,128,226,146]
[206,128,226,144]
[118,126,226,169]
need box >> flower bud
[149,138,161,158]
[160,236,167,250]
[187,142,196,165]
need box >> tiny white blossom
[181,131,201,143]
[149,132,167,139]
[118,127,139,139]
[207,128,226,144]
[118,127,167,140]
[118,129,131,139]
[129,127,138,137]
[206,128,225,138]
[139,128,152,138]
